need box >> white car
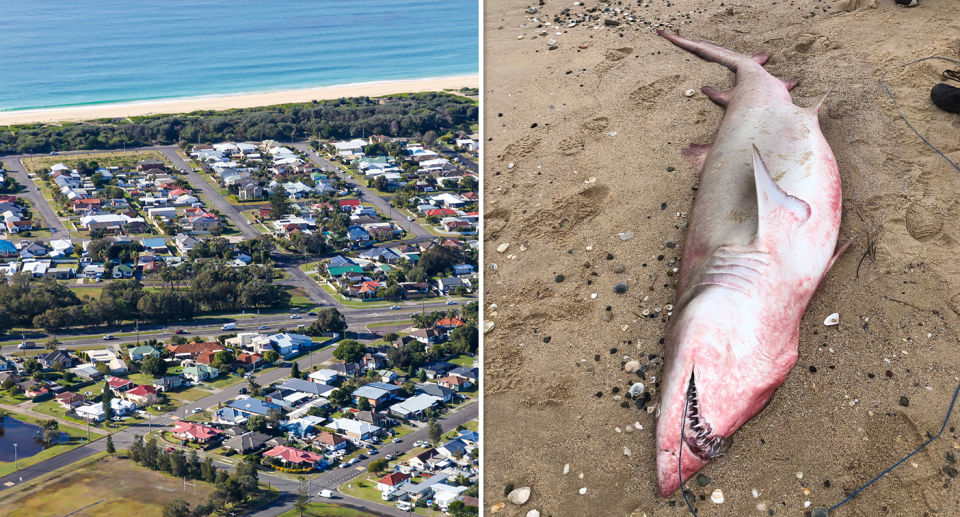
[391,306,401,310]
[339,462,349,468]
[446,300,457,305]
[407,216,415,221]
[318,490,333,498]
[192,407,202,413]
[103,334,115,340]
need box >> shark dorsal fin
[752,145,810,239]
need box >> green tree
[450,325,479,355]
[307,308,347,336]
[332,340,365,363]
[368,457,389,474]
[141,355,167,378]
[269,184,292,218]
[384,332,399,343]
[102,384,114,423]
[23,358,42,376]
[407,267,428,283]
[290,361,300,381]
[328,388,350,408]
[263,350,280,364]
[163,500,191,517]
[419,369,427,383]
[41,419,59,443]
[428,418,443,444]
[106,434,116,456]
[294,476,310,516]
[247,415,268,434]
[357,397,371,411]
[45,337,61,350]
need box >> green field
[338,477,444,517]
[0,453,277,517]
[0,411,105,479]
[448,354,477,367]
[22,150,171,176]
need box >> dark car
[238,388,248,395]
[307,312,317,316]
[357,454,367,460]
[174,329,186,334]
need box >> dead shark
[653,30,846,497]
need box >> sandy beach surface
[0,75,478,126]
[483,0,960,516]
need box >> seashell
[629,383,645,397]
[579,487,587,495]
[520,242,529,251]
[620,324,629,332]
[685,89,696,97]
[563,463,570,474]
[497,243,510,253]
[824,313,839,326]
[507,487,531,505]
[711,489,724,504]
[527,511,541,517]
[489,263,498,270]
[483,321,495,333]
[489,303,498,310]
[624,360,641,373]
[491,502,506,513]
[548,39,557,45]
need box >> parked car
[50,151,58,155]
[103,334,115,340]
[385,454,393,460]
[348,458,359,465]
[407,215,415,221]
[367,448,378,455]
[238,388,248,395]
[357,454,367,460]
[393,438,402,443]
[192,407,202,414]
[339,463,349,469]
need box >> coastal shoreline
[0,75,478,126]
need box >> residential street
[0,157,61,234]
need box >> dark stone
[944,465,958,478]
[667,166,675,172]
[530,123,538,128]
[665,242,676,248]
[606,253,614,260]
[595,391,603,398]
[696,474,710,486]
[610,347,617,354]
[661,203,667,210]
[556,274,565,282]
[614,282,628,294]
[809,366,817,373]
[899,396,910,407]
[594,354,601,361]
[504,483,514,496]
[621,401,630,408]
[543,336,551,343]
[604,18,621,26]
[823,480,831,488]
[947,452,956,464]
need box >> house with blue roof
[225,398,282,419]
[214,407,248,425]
[457,431,479,445]
[327,255,355,267]
[352,382,403,408]
[0,240,18,258]
[280,378,336,398]
[279,415,327,437]
[346,226,371,244]
[140,237,169,253]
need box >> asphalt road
[288,143,433,241]
[0,156,61,234]
[0,335,478,517]
[156,148,262,240]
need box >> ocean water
[0,0,479,112]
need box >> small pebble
[899,396,910,407]
[624,360,641,373]
[697,474,710,487]
[594,354,601,361]
[624,446,632,457]
[614,265,625,273]
[614,282,628,294]
[563,463,570,474]
[555,274,565,282]
[527,511,540,517]
[796,472,804,479]
[752,488,759,498]
[504,484,514,497]
[579,487,587,495]
[606,253,614,260]
[666,166,675,172]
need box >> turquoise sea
[0,0,478,112]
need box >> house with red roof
[425,208,457,218]
[338,199,361,212]
[166,341,225,360]
[124,385,160,406]
[172,421,222,443]
[57,391,87,409]
[263,446,325,469]
[195,350,219,366]
[314,431,350,452]
[232,353,264,371]
[437,375,472,391]
[435,318,466,332]
[376,472,411,492]
[105,376,134,393]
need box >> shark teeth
[684,373,728,460]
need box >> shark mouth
[683,372,729,460]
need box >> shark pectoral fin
[701,86,731,107]
[809,86,834,116]
[751,52,770,66]
[752,145,811,239]
[682,143,713,171]
[825,239,853,273]
[781,79,799,92]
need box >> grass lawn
[387,425,416,441]
[278,502,383,517]
[165,386,212,405]
[22,150,172,176]
[319,285,398,308]
[366,320,413,329]
[0,410,105,479]
[0,453,277,517]
[448,354,477,367]
[205,374,245,390]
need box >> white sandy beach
[0,75,478,126]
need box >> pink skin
[653,31,842,497]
